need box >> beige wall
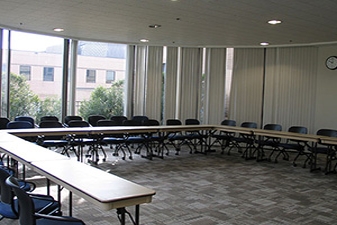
[10,50,125,101]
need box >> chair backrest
[6,176,35,225]
[67,120,90,127]
[288,126,308,134]
[185,119,200,125]
[110,116,128,126]
[40,116,59,122]
[142,119,160,126]
[0,167,13,204]
[39,121,64,128]
[263,123,282,131]
[166,119,182,126]
[97,119,118,127]
[240,122,257,128]
[131,116,149,124]
[7,121,34,129]
[15,116,35,127]
[64,116,83,125]
[123,119,142,126]
[88,115,106,126]
[221,119,236,126]
[317,129,337,137]
[0,117,10,129]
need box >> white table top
[0,136,68,164]
[31,160,155,210]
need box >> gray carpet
[3,144,337,225]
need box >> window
[106,70,115,83]
[43,67,54,81]
[86,69,96,83]
[19,65,31,80]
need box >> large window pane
[76,41,126,119]
[9,31,63,122]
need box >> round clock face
[326,56,337,70]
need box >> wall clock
[326,56,337,70]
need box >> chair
[6,176,85,225]
[40,116,59,122]
[131,115,149,124]
[123,119,150,159]
[88,115,106,126]
[142,119,166,158]
[97,119,132,160]
[63,116,83,126]
[229,122,257,160]
[255,123,283,162]
[37,121,68,152]
[0,168,60,221]
[309,129,337,174]
[210,119,236,155]
[110,116,128,125]
[184,119,208,154]
[279,126,309,168]
[165,119,189,155]
[7,121,36,142]
[0,117,10,129]
[67,120,106,164]
[15,116,36,127]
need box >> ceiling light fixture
[268,20,282,25]
[149,24,161,28]
[53,28,64,32]
[260,42,269,46]
[140,39,149,43]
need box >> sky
[3,30,63,52]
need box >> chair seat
[0,202,17,219]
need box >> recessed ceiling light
[268,20,282,25]
[140,39,149,43]
[53,28,64,32]
[260,42,269,46]
[149,24,161,28]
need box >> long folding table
[0,131,155,224]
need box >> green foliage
[9,73,62,123]
[9,73,40,120]
[78,80,124,120]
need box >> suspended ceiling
[1,0,337,47]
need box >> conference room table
[0,131,156,225]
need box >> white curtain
[264,46,318,132]
[133,46,147,116]
[204,48,227,125]
[144,46,163,121]
[164,47,179,122]
[178,47,203,123]
[125,45,135,118]
[229,48,265,127]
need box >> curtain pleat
[178,47,203,123]
[164,47,179,122]
[133,46,147,116]
[229,48,264,127]
[264,46,317,132]
[124,45,135,118]
[144,46,163,121]
[204,48,227,125]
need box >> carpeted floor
[3,144,337,225]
